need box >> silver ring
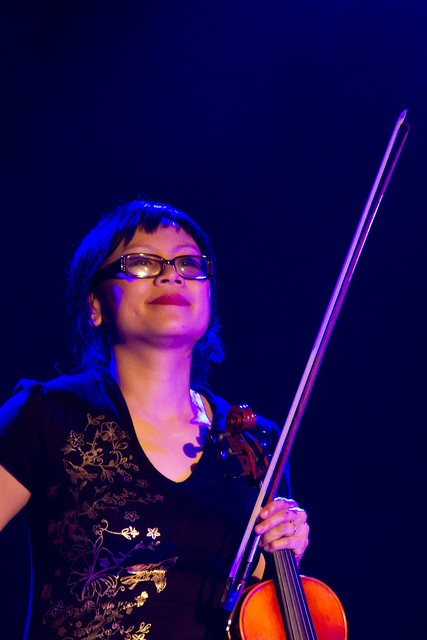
[290,519,297,535]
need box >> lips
[148,294,191,306]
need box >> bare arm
[0,464,31,532]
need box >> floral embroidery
[47,597,152,636]
[93,519,140,541]
[68,545,121,602]
[121,622,151,640]
[146,527,160,540]
[121,558,178,593]
[122,527,139,540]
[138,493,164,505]
[47,520,57,535]
[125,511,139,522]
[47,484,60,497]
[41,584,52,599]
[100,421,120,442]
[50,600,64,617]
[81,487,155,520]
[135,592,148,607]
[61,415,139,484]
[40,413,171,638]
[62,459,98,485]
[65,431,86,449]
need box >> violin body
[235,576,347,640]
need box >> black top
[0,367,289,640]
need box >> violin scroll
[212,404,269,485]
[226,404,257,434]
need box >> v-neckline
[91,367,216,486]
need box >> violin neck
[273,549,317,640]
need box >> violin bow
[221,110,410,622]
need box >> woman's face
[90,225,211,352]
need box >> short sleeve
[0,379,50,492]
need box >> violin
[238,575,347,640]
[218,112,410,639]
[221,404,347,640]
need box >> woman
[0,200,309,639]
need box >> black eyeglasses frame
[91,253,213,288]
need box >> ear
[88,294,103,327]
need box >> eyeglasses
[92,253,213,286]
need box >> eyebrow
[126,243,199,252]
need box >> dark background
[1,1,426,638]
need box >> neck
[109,341,195,423]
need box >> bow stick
[221,110,410,622]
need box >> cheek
[199,285,212,331]
[99,285,125,323]
[99,282,145,323]
[109,284,126,308]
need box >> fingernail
[255,524,264,534]
[264,544,270,552]
[260,509,268,518]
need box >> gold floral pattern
[120,622,151,640]
[40,413,170,638]
[61,414,139,483]
[120,558,178,593]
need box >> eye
[126,254,161,277]
[180,257,199,268]
[127,255,158,267]
[176,256,208,278]
[134,257,155,266]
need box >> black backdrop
[1,2,426,638]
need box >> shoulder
[0,368,112,430]
[14,367,110,402]
[0,368,119,491]
[14,369,103,396]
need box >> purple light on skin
[182,426,210,458]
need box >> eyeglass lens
[126,254,209,279]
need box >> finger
[259,498,297,521]
[255,506,307,536]
[258,520,300,545]
[262,522,310,561]
[260,519,310,547]
[265,536,308,562]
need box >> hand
[254,497,309,563]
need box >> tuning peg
[208,428,224,444]
[218,446,234,461]
[256,430,271,449]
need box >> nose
[155,262,183,285]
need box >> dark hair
[67,199,224,386]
